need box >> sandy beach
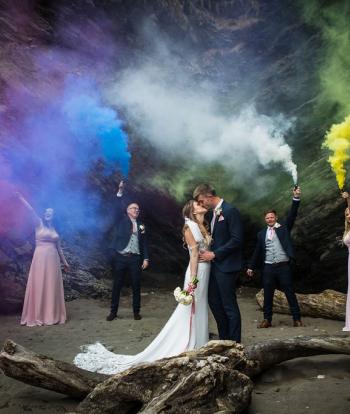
[1,287,349,414]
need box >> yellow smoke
[323,115,350,189]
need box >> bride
[74,200,211,374]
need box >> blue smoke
[2,75,131,237]
[63,76,130,176]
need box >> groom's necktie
[267,227,275,240]
[211,212,217,234]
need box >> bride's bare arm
[15,193,41,227]
[184,227,199,279]
[342,191,350,209]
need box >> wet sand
[0,287,349,413]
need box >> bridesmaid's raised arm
[341,191,350,210]
[15,192,41,227]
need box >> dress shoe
[134,313,142,320]
[106,312,117,321]
[258,319,272,328]
[293,320,304,327]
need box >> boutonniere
[139,224,146,234]
[215,207,223,217]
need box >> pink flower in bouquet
[173,278,199,305]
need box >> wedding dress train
[74,219,211,374]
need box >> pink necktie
[267,227,275,240]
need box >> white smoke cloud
[108,46,297,187]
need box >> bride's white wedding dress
[74,219,211,374]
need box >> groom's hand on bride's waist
[199,251,215,261]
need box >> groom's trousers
[110,252,142,315]
[208,267,241,343]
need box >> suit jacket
[249,199,300,270]
[209,200,243,273]
[109,196,149,261]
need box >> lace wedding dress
[74,219,211,374]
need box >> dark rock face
[292,195,348,293]
[0,0,349,313]
[0,239,32,314]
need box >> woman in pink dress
[17,193,69,326]
[341,191,350,331]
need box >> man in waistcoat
[107,181,149,321]
[247,186,303,328]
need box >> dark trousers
[208,267,241,343]
[262,263,301,322]
[110,253,142,314]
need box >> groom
[193,183,243,342]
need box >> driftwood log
[256,289,346,320]
[1,336,350,413]
[0,340,108,399]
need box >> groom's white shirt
[211,198,224,233]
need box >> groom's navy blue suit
[209,200,243,342]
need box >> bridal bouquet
[174,278,199,305]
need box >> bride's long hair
[182,200,209,240]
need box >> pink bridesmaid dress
[21,222,67,326]
[343,233,350,331]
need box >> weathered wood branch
[72,336,350,413]
[0,339,108,399]
[256,289,346,320]
[1,336,350,413]
[244,335,350,378]
[76,353,254,414]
